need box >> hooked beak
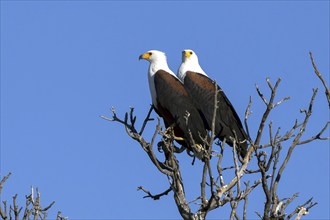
[183,50,192,58]
[139,52,151,60]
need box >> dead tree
[0,173,67,220]
[102,52,329,220]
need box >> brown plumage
[184,71,248,158]
[178,49,249,158]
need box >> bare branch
[255,211,263,219]
[281,192,299,215]
[232,140,241,196]
[273,89,318,195]
[244,96,253,146]
[297,120,330,145]
[216,142,226,188]
[257,151,272,218]
[309,51,330,107]
[243,175,271,199]
[1,178,60,220]
[139,105,154,135]
[10,194,21,220]
[256,84,269,105]
[286,197,317,220]
[243,182,249,220]
[209,82,219,149]
[137,186,172,200]
[0,173,12,194]
[270,144,281,214]
[0,173,12,220]
[56,212,68,220]
[274,97,291,108]
[41,201,55,212]
[255,78,283,146]
[229,199,239,220]
[201,162,208,206]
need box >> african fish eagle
[178,49,248,158]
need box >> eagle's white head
[178,49,208,81]
[139,50,177,106]
[139,50,175,77]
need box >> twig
[309,51,330,107]
[256,83,269,105]
[270,144,281,214]
[257,151,272,218]
[273,89,318,194]
[229,199,238,220]
[208,144,255,211]
[286,197,317,220]
[260,119,302,149]
[201,162,208,206]
[274,97,291,108]
[297,120,330,145]
[244,96,253,143]
[0,173,12,194]
[11,194,21,219]
[209,82,219,149]
[281,192,299,215]
[42,201,55,212]
[137,186,172,200]
[203,83,219,211]
[243,182,249,220]
[255,211,263,219]
[216,142,226,187]
[232,139,241,196]
[242,175,271,199]
[255,78,280,146]
[56,211,68,220]
[0,173,12,220]
[139,105,154,135]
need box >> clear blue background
[1,1,329,219]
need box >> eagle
[178,49,248,158]
[139,50,209,159]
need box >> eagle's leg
[173,135,184,141]
[162,126,185,141]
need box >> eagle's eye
[190,51,193,55]
[148,52,152,56]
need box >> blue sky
[1,1,329,219]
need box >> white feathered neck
[178,49,208,82]
[144,50,177,106]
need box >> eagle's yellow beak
[139,52,151,60]
[183,50,192,58]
